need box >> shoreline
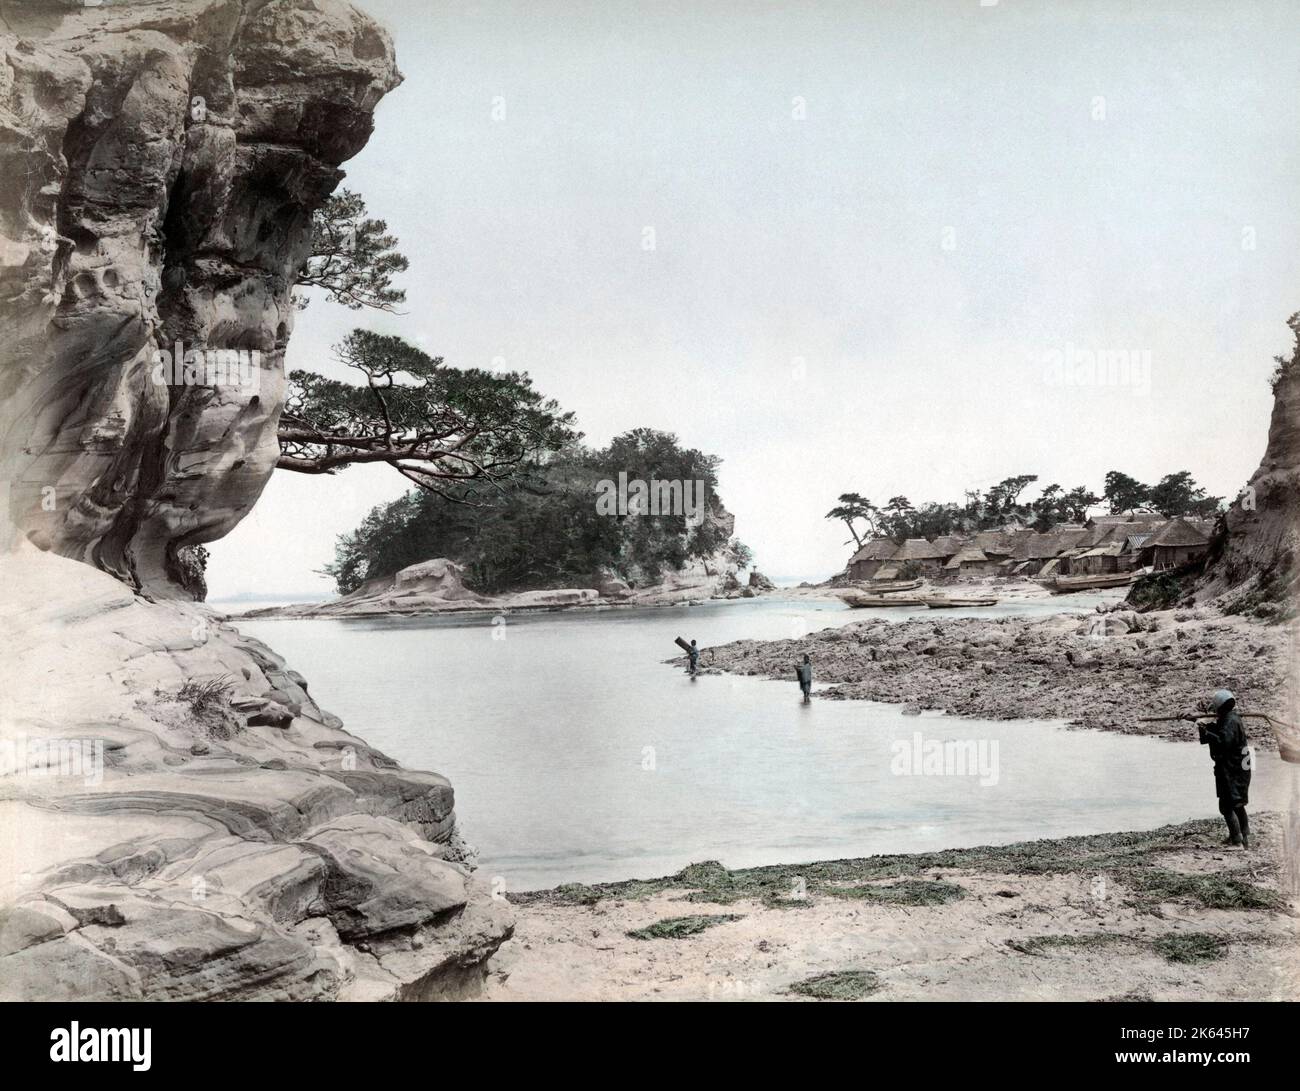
[224,575,1070,621]
[488,817,1298,1001]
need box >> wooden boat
[1048,572,1134,593]
[859,579,923,594]
[839,591,928,608]
[923,596,998,609]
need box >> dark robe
[1200,709,1251,808]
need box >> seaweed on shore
[787,970,881,1000]
[626,914,743,940]
[1008,929,1276,964]
[821,879,965,906]
[1152,933,1229,963]
[1007,933,1140,957]
[510,818,1280,912]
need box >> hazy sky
[207,0,1300,599]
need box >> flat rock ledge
[0,548,512,1001]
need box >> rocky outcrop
[703,605,1287,745]
[0,547,512,1000]
[1193,321,1300,617]
[0,2,513,1001]
[246,550,764,618]
[0,0,401,599]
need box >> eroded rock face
[0,548,513,1001]
[0,0,401,599]
[0,3,513,1002]
[1196,358,1300,614]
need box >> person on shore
[795,653,813,704]
[687,639,700,676]
[1184,689,1251,849]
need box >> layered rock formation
[0,547,512,1000]
[0,0,399,599]
[0,2,515,999]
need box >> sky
[206,0,1300,599]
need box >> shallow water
[234,597,1288,890]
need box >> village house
[889,537,945,573]
[944,546,993,574]
[845,538,897,581]
[928,535,967,564]
[972,529,1016,565]
[839,514,1219,583]
[1142,516,1212,570]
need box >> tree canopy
[830,468,1219,544]
[278,331,577,501]
[324,429,745,595]
[1103,469,1221,518]
[296,189,409,312]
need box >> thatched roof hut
[892,538,944,561]
[848,538,899,565]
[973,529,1014,556]
[929,535,967,559]
[1028,532,1062,560]
[1088,510,1163,527]
[944,547,991,571]
[847,537,902,581]
[1145,516,1212,570]
[1147,516,1210,548]
[1053,527,1090,551]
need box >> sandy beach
[490,818,1297,1001]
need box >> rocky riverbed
[699,605,1290,748]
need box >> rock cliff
[1,0,398,599]
[0,1,514,1000]
[1196,319,1300,616]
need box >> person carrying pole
[795,653,813,704]
[1182,688,1252,849]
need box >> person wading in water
[1184,689,1252,849]
[795,653,813,704]
[687,639,700,677]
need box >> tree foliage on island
[825,493,878,547]
[1102,469,1222,518]
[324,428,747,595]
[829,467,1220,545]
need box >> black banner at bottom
[1,1000,1289,1077]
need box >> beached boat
[1047,572,1135,593]
[839,591,928,608]
[923,596,998,608]
[859,578,923,594]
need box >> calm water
[233,597,1289,890]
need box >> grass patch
[626,914,742,940]
[178,675,235,717]
[787,970,881,1000]
[1153,933,1229,963]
